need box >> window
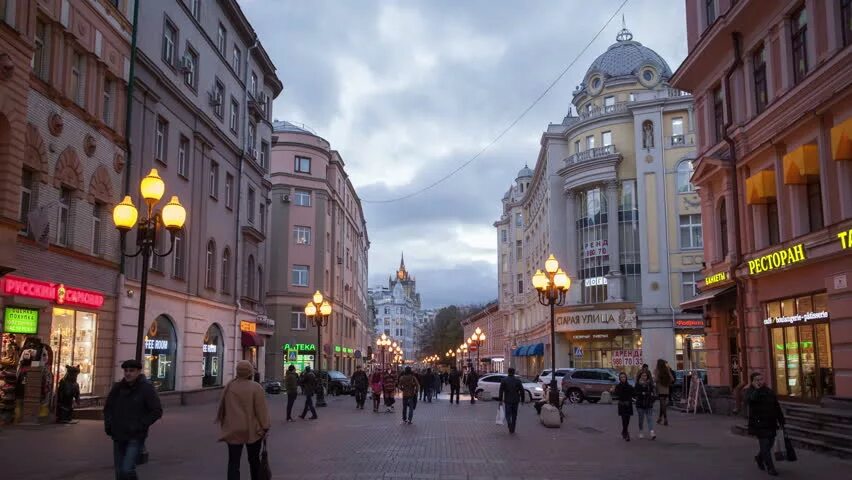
[225,173,234,209]
[719,200,729,258]
[183,47,198,89]
[257,267,264,301]
[155,117,168,163]
[247,187,255,224]
[574,140,581,153]
[515,240,522,259]
[501,229,507,243]
[713,86,724,143]
[752,46,768,114]
[91,203,102,255]
[705,0,716,26]
[232,46,241,76]
[295,156,311,174]
[291,312,307,330]
[259,203,265,233]
[71,52,85,107]
[189,0,201,19]
[679,214,703,249]
[32,20,49,80]
[57,188,71,246]
[162,20,177,66]
[682,272,702,301]
[629,93,635,102]
[209,161,219,198]
[603,96,615,112]
[676,160,695,193]
[177,135,189,177]
[259,141,269,168]
[292,265,309,286]
[601,131,612,147]
[294,226,311,245]
[248,123,256,155]
[671,117,684,145]
[294,189,311,207]
[767,200,780,245]
[20,169,33,230]
[217,23,227,53]
[586,135,595,149]
[807,176,824,232]
[516,274,523,294]
[515,212,522,227]
[250,72,258,98]
[212,80,224,118]
[205,240,216,289]
[102,78,113,127]
[221,248,230,293]
[164,229,182,278]
[229,99,239,133]
[843,0,852,47]
[791,6,808,85]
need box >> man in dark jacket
[746,372,784,476]
[466,366,479,404]
[299,366,318,420]
[448,366,461,404]
[284,365,299,421]
[398,366,420,424]
[498,368,525,434]
[351,365,369,409]
[104,359,162,480]
[422,368,435,402]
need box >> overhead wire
[361,0,631,204]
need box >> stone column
[605,181,623,301]
[564,188,580,305]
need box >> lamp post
[460,343,469,370]
[470,327,486,371]
[305,290,332,407]
[455,348,461,370]
[532,254,571,408]
[376,333,392,370]
[113,168,186,363]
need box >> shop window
[675,333,707,371]
[202,324,224,387]
[50,308,97,394]
[144,315,177,392]
[752,45,768,114]
[806,176,824,232]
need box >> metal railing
[666,134,696,148]
[578,101,628,120]
[565,144,619,165]
[667,88,692,97]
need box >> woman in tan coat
[217,360,270,480]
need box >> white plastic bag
[496,404,505,425]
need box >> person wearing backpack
[611,372,634,441]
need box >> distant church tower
[389,252,421,310]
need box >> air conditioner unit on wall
[208,91,222,106]
[179,56,193,72]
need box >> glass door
[784,326,801,397]
[772,328,788,396]
[816,323,834,396]
[798,325,817,400]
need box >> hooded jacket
[103,374,163,442]
[217,361,270,444]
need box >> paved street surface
[1,390,850,479]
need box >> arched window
[205,239,216,289]
[202,323,225,387]
[257,266,264,302]
[676,160,695,193]
[144,315,178,392]
[221,248,231,294]
[247,255,255,298]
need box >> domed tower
[515,164,533,197]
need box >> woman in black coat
[746,372,784,476]
[611,372,635,441]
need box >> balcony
[565,144,619,165]
[578,101,628,121]
[665,133,696,149]
[666,88,691,98]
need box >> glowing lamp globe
[113,195,138,230]
[140,169,165,204]
[474,327,482,336]
[544,254,559,274]
[319,300,332,316]
[553,268,570,289]
[531,270,548,290]
[313,291,324,305]
[304,302,317,317]
[161,196,186,230]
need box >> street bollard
[600,390,612,404]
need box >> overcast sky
[241,0,688,308]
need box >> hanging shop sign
[555,309,637,332]
[283,343,316,353]
[1,275,105,309]
[675,319,705,328]
[239,320,256,333]
[763,310,829,326]
[334,345,355,354]
[611,349,643,367]
[747,244,806,275]
[3,307,39,334]
[202,344,218,353]
[704,271,729,287]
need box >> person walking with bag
[283,365,299,422]
[398,367,420,424]
[612,372,635,441]
[448,366,461,405]
[217,360,271,480]
[634,371,656,440]
[382,367,397,413]
[746,372,785,476]
[299,366,318,420]
[351,366,369,410]
[498,368,525,434]
[370,370,383,412]
[655,359,674,426]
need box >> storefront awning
[746,170,777,205]
[783,144,819,184]
[513,345,529,356]
[241,330,264,347]
[529,343,545,356]
[680,285,735,312]
[831,117,852,161]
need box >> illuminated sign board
[839,229,852,250]
[144,339,169,350]
[283,343,315,353]
[1,275,105,309]
[202,344,217,353]
[3,307,39,334]
[763,310,829,326]
[239,321,256,332]
[747,244,806,275]
[334,345,354,354]
[675,319,705,328]
[583,276,608,287]
[704,271,729,287]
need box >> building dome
[516,165,533,179]
[271,120,318,135]
[584,27,672,82]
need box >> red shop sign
[1,275,104,309]
[675,319,705,328]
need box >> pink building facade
[673,0,852,403]
[460,303,505,373]
[266,121,370,379]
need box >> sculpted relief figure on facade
[642,120,654,149]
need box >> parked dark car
[671,369,708,402]
[317,370,352,396]
[262,380,282,395]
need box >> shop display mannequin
[56,365,81,423]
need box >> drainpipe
[119,0,140,275]
[721,33,748,384]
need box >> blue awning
[514,345,529,356]
[529,343,545,356]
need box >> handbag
[259,436,272,480]
[496,405,505,425]
[783,428,797,462]
[773,434,786,461]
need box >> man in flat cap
[104,359,163,479]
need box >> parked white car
[476,373,544,402]
[536,368,575,388]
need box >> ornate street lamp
[455,348,462,369]
[470,327,486,371]
[460,342,469,369]
[305,290,332,406]
[113,168,186,362]
[532,254,571,408]
[376,333,392,370]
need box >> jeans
[113,439,142,479]
[227,439,262,480]
[636,407,654,433]
[450,386,460,404]
[425,387,433,402]
[301,394,317,418]
[757,434,776,470]
[355,390,367,407]
[504,402,519,433]
[286,392,297,419]
[402,396,417,422]
[468,385,477,404]
[658,395,668,421]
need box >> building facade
[266,121,370,379]
[369,255,421,361]
[460,303,504,373]
[119,0,282,393]
[673,0,852,402]
[1,0,131,404]
[497,26,702,379]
